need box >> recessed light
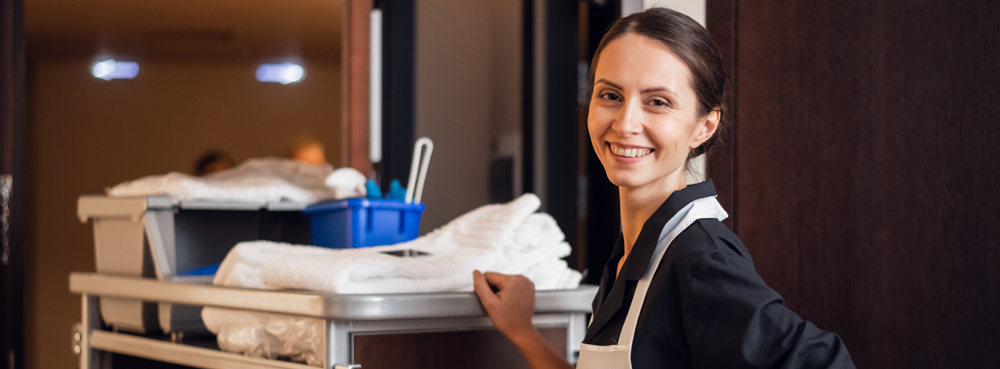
[256,63,305,84]
[92,59,139,80]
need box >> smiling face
[588,34,719,192]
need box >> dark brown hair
[589,7,727,158]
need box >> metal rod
[404,137,433,203]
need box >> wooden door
[353,327,567,368]
[707,1,1000,367]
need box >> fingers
[484,272,523,294]
[472,270,500,307]
[482,271,508,286]
[478,272,534,293]
[472,271,539,340]
[484,272,535,296]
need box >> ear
[690,109,721,149]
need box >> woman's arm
[680,247,855,369]
[472,271,574,369]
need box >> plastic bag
[202,307,325,366]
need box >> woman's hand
[472,270,536,340]
[473,271,573,369]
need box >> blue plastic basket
[303,198,425,249]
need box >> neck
[619,171,687,256]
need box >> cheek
[647,120,688,156]
[586,106,604,145]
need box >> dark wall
[708,1,1000,367]
[0,0,25,368]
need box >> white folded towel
[204,193,583,366]
[212,193,582,294]
[107,158,337,204]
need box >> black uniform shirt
[582,180,855,368]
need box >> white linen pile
[107,158,337,204]
[202,193,583,366]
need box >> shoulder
[665,219,755,278]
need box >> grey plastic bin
[77,195,311,334]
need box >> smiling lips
[609,143,653,158]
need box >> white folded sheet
[107,158,337,204]
[202,194,583,366]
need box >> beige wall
[644,0,706,25]
[24,58,340,369]
[415,0,522,232]
[25,0,525,365]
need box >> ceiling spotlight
[92,59,139,80]
[256,63,305,84]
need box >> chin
[604,172,649,189]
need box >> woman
[472,8,855,369]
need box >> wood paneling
[342,0,371,175]
[706,0,736,231]
[708,1,1000,367]
[353,327,567,369]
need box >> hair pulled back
[589,7,727,158]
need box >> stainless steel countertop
[69,272,597,320]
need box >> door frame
[0,0,26,367]
[342,0,373,175]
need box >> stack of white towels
[202,193,582,366]
[107,158,339,204]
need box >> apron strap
[616,196,728,348]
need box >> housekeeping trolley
[70,272,597,369]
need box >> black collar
[584,180,718,343]
[621,179,717,281]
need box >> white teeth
[610,144,651,158]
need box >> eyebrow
[595,79,678,96]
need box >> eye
[649,98,671,108]
[600,92,622,102]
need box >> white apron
[576,196,728,369]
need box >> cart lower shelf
[89,330,313,369]
[70,272,596,369]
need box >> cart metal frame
[70,272,596,369]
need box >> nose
[612,99,643,137]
